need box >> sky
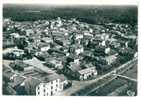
[3,0,138,5]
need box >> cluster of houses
[3,58,70,96]
[3,17,137,95]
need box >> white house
[75,46,84,55]
[78,66,98,80]
[40,44,50,52]
[25,29,34,36]
[10,49,25,57]
[64,62,98,81]
[10,33,20,39]
[41,37,53,43]
[84,32,93,37]
[74,58,80,65]
[134,52,138,58]
[89,28,93,33]
[76,34,84,40]
[105,47,110,54]
[41,46,50,52]
[101,40,106,46]
[36,79,61,96]
[36,74,68,96]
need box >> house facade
[36,74,68,96]
[36,79,62,96]
[78,67,98,80]
[64,62,97,81]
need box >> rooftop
[23,57,55,74]
[69,62,82,72]
[78,66,96,75]
[9,76,25,88]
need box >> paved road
[116,74,137,82]
[3,54,137,96]
[58,58,137,96]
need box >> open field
[121,63,137,79]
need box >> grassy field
[121,64,137,79]
[88,78,127,96]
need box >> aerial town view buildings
[2,5,138,96]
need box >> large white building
[36,74,68,96]
[36,79,62,96]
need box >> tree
[24,77,41,95]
